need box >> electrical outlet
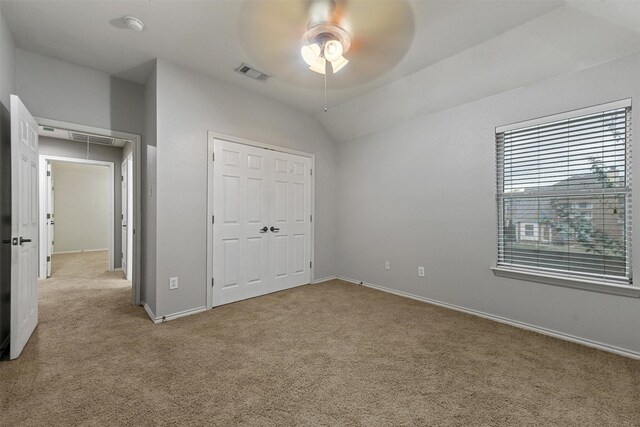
[385,261,391,270]
[169,276,179,290]
[418,266,425,277]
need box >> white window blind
[496,100,632,286]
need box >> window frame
[493,99,639,298]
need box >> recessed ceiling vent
[235,63,270,82]
[70,132,115,146]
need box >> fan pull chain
[324,70,327,113]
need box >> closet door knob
[270,227,280,233]
[259,226,268,233]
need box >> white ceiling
[1,0,564,114]
[2,0,640,126]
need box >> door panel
[10,95,39,360]
[46,162,53,277]
[268,151,312,291]
[212,139,312,307]
[213,140,270,306]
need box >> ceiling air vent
[88,135,115,145]
[235,63,270,82]
[70,132,115,146]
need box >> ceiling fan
[239,0,414,85]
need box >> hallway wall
[51,162,110,254]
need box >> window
[524,224,534,237]
[496,100,632,287]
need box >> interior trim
[495,98,631,133]
[311,276,337,284]
[144,303,207,324]
[491,267,640,298]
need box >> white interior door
[10,95,39,360]
[212,139,312,307]
[121,157,128,279]
[213,140,271,306]
[269,151,312,291]
[46,162,54,277]
[126,153,133,279]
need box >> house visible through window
[496,100,632,286]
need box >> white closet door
[269,151,312,292]
[213,140,270,306]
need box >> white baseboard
[53,248,108,255]
[338,276,640,360]
[312,275,337,284]
[143,303,156,323]
[144,304,208,324]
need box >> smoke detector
[123,16,144,32]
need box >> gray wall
[16,49,145,136]
[0,5,16,109]
[153,59,338,317]
[39,137,124,267]
[336,52,640,355]
[51,161,110,254]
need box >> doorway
[36,119,142,305]
[206,134,315,308]
[40,157,114,277]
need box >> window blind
[496,101,632,286]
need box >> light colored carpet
[1,251,639,426]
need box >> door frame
[39,155,115,271]
[206,131,316,310]
[35,118,142,306]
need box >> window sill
[491,267,640,298]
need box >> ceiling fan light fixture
[301,43,321,66]
[331,55,348,73]
[309,56,326,74]
[323,40,343,63]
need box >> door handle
[270,226,280,233]
[19,237,32,245]
[259,226,268,233]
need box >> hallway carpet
[1,252,639,426]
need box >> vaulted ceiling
[2,0,640,140]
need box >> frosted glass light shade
[324,40,343,63]
[309,56,326,74]
[301,43,321,66]
[331,55,348,73]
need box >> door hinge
[121,214,124,220]
[47,213,51,219]
[212,215,215,224]
[46,256,50,262]
[211,277,214,287]
[46,171,51,176]
[310,261,312,268]
[310,168,312,176]
[310,214,312,222]
[212,153,215,162]
[121,176,124,182]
